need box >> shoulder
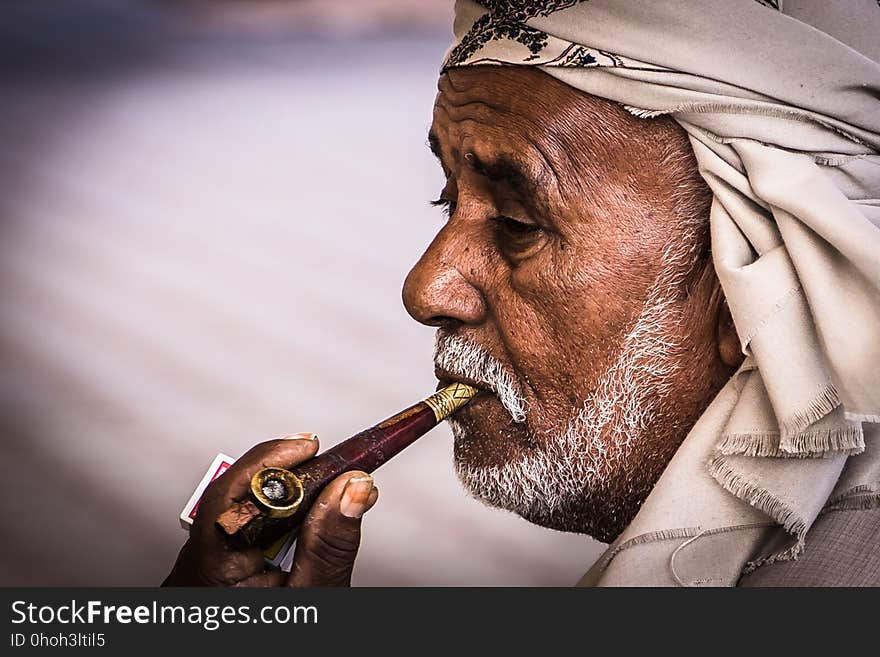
[737,507,880,587]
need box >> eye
[491,215,546,263]
[492,215,540,236]
[430,198,457,219]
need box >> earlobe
[716,296,744,369]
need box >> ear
[692,259,743,370]
[716,294,744,369]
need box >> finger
[174,434,320,586]
[286,471,379,587]
[166,541,268,586]
[233,567,287,588]
[213,433,321,501]
[196,434,320,527]
[208,546,270,585]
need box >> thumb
[286,471,379,587]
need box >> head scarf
[442,0,880,586]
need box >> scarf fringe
[742,486,880,573]
[779,423,864,455]
[824,493,880,512]
[717,432,781,457]
[624,105,669,118]
[824,484,880,513]
[596,527,699,574]
[708,455,807,539]
[779,383,841,437]
[599,524,776,585]
[618,527,699,546]
[741,540,804,575]
[717,424,863,458]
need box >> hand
[162,433,379,587]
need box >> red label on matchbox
[179,453,235,530]
[189,460,233,521]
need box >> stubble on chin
[447,267,690,543]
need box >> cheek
[498,244,647,414]
[509,243,625,351]
[485,260,586,414]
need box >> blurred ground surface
[0,0,603,585]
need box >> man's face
[403,67,738,542]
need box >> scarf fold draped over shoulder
[443,0,880,586]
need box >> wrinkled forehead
[431,66,690,198]
[433,66,631,153]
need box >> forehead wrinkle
[445,70,639,206]
[435,91,573,213]
[436,72,539,129]
[433,104,559,210]
[436,95,511,118]
[530,114,617,205]
[459,120,556,208]
[434,92,522,135]
[522,133,566,205]
[545,97,678,203]
[429,103,528,164]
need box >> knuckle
[301,529,360,569]
[192,560,237,587]
[196,549,260,587]
[249,438,281,453]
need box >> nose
[402,225,486,329]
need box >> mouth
[433,366,527,433]
[433,366,493,396]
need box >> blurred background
[0,0,603,586]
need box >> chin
[447,393,536,469]
[448,410,653,545]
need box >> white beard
[438,259,688,533]
[433,330,529,423]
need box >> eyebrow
[427,131,442,160]
[472,156,543,205]
[427,130,543,205]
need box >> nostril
[426,316,462,331]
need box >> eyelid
[492,215,547,264]
[494,194,539,227]
[494,213,538,228]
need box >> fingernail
[340,475,375,519]
[281,432,318,441]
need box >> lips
[433,366,493,395]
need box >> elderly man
[165,0,880,587]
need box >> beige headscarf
[443,0,880,586]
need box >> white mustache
[433,331,528,423]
